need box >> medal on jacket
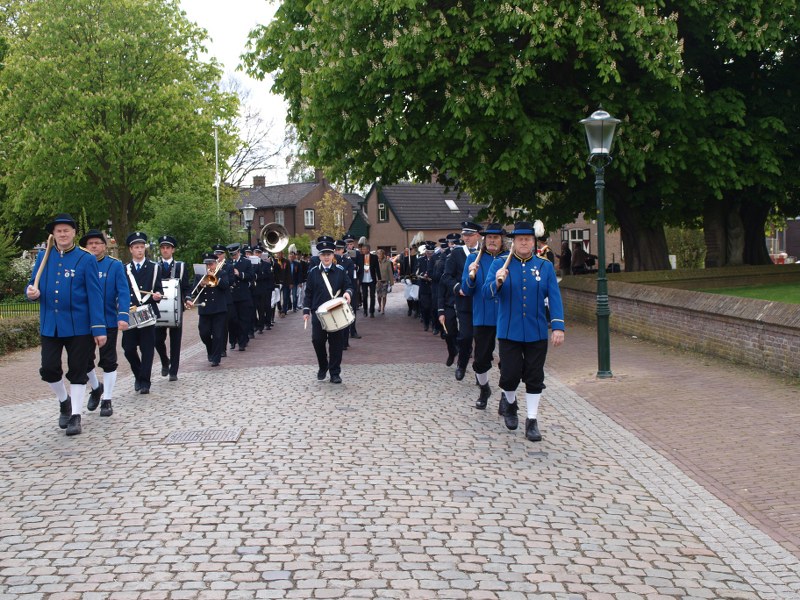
[532,267,541,281]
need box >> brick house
[556,212,625,270]
[236,171,359,247]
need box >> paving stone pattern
[1,285,799,599]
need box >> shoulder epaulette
[335,264,345,271]
[78,246,92,253]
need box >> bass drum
[156,279,182,328]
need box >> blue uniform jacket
[303,263,354,314]
[482,254,565,342]
[28,244,106,338]
[462,250,506,327]
[97,255,131,327]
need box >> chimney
[314,169,327,185]
[253,175,266,188]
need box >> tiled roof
[379,182,486,230]
[342,193,364,211]
[238,182,320,209]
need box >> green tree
[245,0,800,270]
[313,190,348,241]
[0,0,239,247]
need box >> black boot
[87,383,104,411]
[445,349,457,367]
[498,391,508,416]
[475,383,491,410]
[66,414,82,436]
[59,397,72,429]
[100,400,113,417]
[525,418,542,442]
[503,400,519,430]
[454,367,465,381]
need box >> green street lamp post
[241,203,256,247]
[580,107,620,379]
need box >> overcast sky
[179,0,289,184]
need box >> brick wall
[560,272,800,378]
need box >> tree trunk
[740,201,772,265]
[614,196,671,271]
[703,202,728,268]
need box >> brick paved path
[1,284,799,598]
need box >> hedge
[0,315,40,357]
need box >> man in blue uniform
[26,214,107,436]
[122,231,164,395]
[482,221,565,442]
[442,221,483,380]
[187,252,231,366]
[155,235,192,381]
[303,238,354,383]
[462,223,507,410]
[81,229,130,418]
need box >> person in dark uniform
[187,252,231,366]
[430,238,447,335]
[462,223,507,410]
[227,243,253,351]
[344,233,362,339]
[252,245,274,333]
[26,214,107,436]
[154,235,191,381]
[436,238,460,366]
[212,244,232,353]
[482,221,565,442]
[122,231,163,395]
[416,242,436,331]
[333,239,356,349]
[303,238,354,384]
[399,247,417,317]
[81,229,130,418]
[442,221,483,380]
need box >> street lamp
[241,203,256,247]
[580,107,621,379]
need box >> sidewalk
[1,285,799,598]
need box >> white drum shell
[315,298,355,332]
[129,304,157,329]
[156,279,181,328]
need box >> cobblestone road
[1,285,798,599]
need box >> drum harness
[126,262,158,309]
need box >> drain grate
[164,426,244,445]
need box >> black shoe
[407,310,412,316]
[87,384,103,411]
[249,333,255,339]
[100,400,113,417]
[230,343,236,349]
[221,351,227,358]
[211,361,220,367]
[351,333,361,339]
[134,380,141,392]
[370,314,374,318]
[266,326,272,330]
[139,387,150,395]
[66,414,82,436]
[161,366,169,377]
[330,374,342,384]
[504,400,519,430]
[454,367,465,381]
[475,383,491,410]
[423,326,429,332]
[498,392,509,416]
[445,351,456,367]
[59,397,72,429]
[525,418,542,442]
[238,346,246,352]
[317,369,327,381]
[343,345,349,350]
[169,374,178,382]
[257,329,264,334]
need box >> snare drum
[156,279,182,328]
[129,304,157,329]
[315,297,355,332]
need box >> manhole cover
[164,426,244,444]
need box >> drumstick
[496,242,514,288]
[32,235,54,291]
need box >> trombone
[186,258,223,307]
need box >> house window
[304,209,315,227]
[275,210,284,226]
[444,199,459,212]
[378,203,388,222]
[259,216,265,226]
[567,228,591,252]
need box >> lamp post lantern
[241,203,256,247]
[580,107,620,379]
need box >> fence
[0,302,39,319]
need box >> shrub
[0,315,40,356]
[666,227,706,269]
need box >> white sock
[69,383,86,415]
[87,370,99,389]
[526,393,541,420]
[505,390,517,404]
[476,372,489,386]
[103,371,117,400]
[48,380,68,402]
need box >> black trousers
[455,308,473,369]
[233,300,252,348]
[418,292,433,329]
[226,303,238,346]
[349,286,360,335]
[443,306,458,358]
[155,325,183,376]
[254,293,270,330]
[199,312,227,363]
[312,316,345,376]
[498,338,548,394]
[472,325,497,375]
[360,281,376,315]
[40,334,95,384]
[122,325,156,388]
[88,328,119,373]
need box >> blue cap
[126,231,148,246]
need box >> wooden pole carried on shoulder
[496,242,514,288]
[31,235,54,292]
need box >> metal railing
[0,302,39,319]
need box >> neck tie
[163,262,170,274]
[135,262,141,272]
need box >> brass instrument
[186,259,222,307]
[259,222,289,254]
